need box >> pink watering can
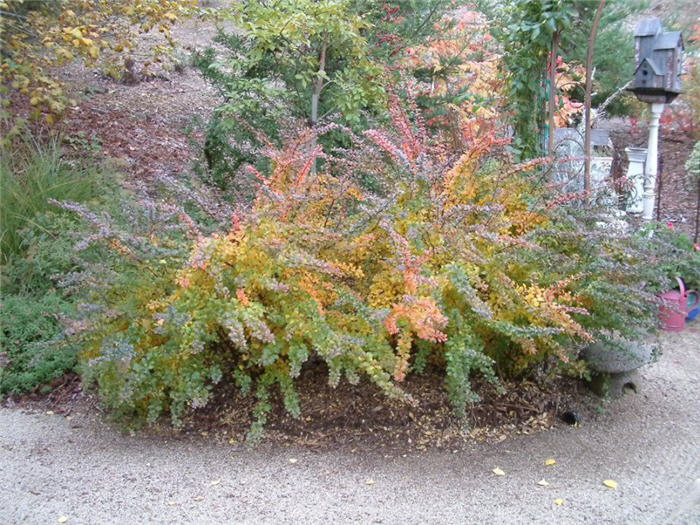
[659,277,699,331]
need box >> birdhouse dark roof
[653,31,683,50]
[634,17,661,37]
[634,56,663,75]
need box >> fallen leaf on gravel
[537,479,550,487]
[57,517,68,523]
[365,478,375,485]
[210,480,220,486]
[289,458,298,464]
[603,479,618,489]
[166,500,176,506]
[545,458,556,466]
[193,496,204,501]
[492,467,505,476]
[554,498,564,506]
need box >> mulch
[2,363,590,452]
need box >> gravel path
[1,326,699,525]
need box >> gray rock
[581,334,659,374]
[589,370,642,398]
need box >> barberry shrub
[65,100,671,439]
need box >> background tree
[488,0,574,158]
[482,0,646,159]
[194,0,451,187]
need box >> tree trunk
[310,38,327,128]
[583,0,605,203]
[548,31,560,159]
[309,37,327,174]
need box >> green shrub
[0,210,89,394]
[0,292,77,394]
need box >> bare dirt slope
[1,324,698,525]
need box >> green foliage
[686,142,700,185]
[1,134,119,395]
[0,133,101,263]
[563,0,647,116]
[487,0,647,156]
[490,0,574,157]
[640,222,700,291]
[0,292,77,394]
[1,211,88,394]
[194,0,451,185]
[194,0,385,182]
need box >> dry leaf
[545,458,556,466]
[57,518,68,524]
[603,479,618,489]
[289,458,298,464]
[365,478,375,485]
[492,467,505,476]
[554,498,564,506]
[537,479,550,487]
[166,500,176,506]
[210,480,220,486]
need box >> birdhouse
[629,18,683,104]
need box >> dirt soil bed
[3,362,591,453]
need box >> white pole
[625,146,647,214]
[642,102,664,221]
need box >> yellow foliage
[1,0,198,124]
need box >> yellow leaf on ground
[58,517,68,524]
[537,479,550,487]
[603,479,618,489]
[210,480,220,486]
[492,467,505,476]
[545,458,556,466]
[554,498,564,506]
[365,478,375,485]
[289,458,297,464]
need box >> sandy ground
[1,325,698,525]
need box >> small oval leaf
[603,479,618,489]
